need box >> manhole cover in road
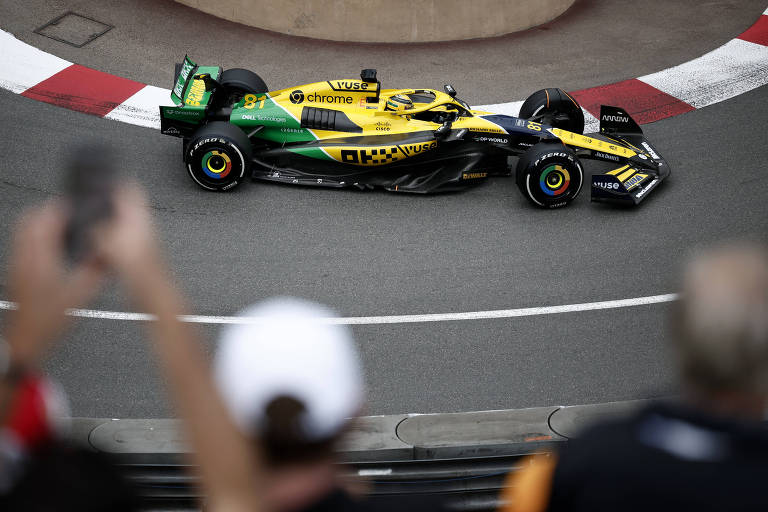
[34,11,113,48]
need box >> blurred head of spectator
[214,298,364,511]
[671,243,768,418]
[501,242,768,512]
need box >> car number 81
[244,94,266,110]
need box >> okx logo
[290,90,305,104]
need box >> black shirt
[549,402,768,512]
[0,443,139,511]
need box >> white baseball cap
[214,297,364,442]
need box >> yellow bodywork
[268,81,510,139]
[256,79,646,170]
[261,80,525,165]
[550,128,636,159]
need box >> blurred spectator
[213,298,365,511]
[96,185,449,511]
[501,243,768,512]
[0,203,138,511]
[212,298,449,511]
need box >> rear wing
[171,55,197,106]
[160,56,222,137]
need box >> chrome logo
[201,150,232,179]
[289,90,305,104]
[539,164,571,196]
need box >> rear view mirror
[435,121,452,137]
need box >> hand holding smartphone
[63,144,118,262]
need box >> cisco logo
[290,90,305,104]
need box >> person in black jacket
[502,243,768,512]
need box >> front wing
[589,106,671,205]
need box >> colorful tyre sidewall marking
[202,150,232,179]
[524,152,583,208]
[187,139,246,191]
[539,164,570,196]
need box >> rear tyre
[515,142,583,208]
[519,88,584,134]
[217,68,268,107]
[186,122,252,191]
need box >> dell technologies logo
[290,90,305,104]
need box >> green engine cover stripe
[232,95,316,143]
[265,92,318,140]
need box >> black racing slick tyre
[519,88,584,134]
[186,122,252,191]
[515,143,583,208]
[217,68,268,107]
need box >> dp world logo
[289,90,304,104]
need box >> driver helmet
[385,94,413,112]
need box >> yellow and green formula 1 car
[160,56,669,207]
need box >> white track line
[0,293,678,326]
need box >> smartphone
[63,144,118,262]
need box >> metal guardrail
[118,453,533,511]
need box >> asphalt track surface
[1,0,767,418]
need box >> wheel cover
[539,164,571,196]
[201,150,232,179]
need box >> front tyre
[515,143,583,208]
[186,122,252,191]
[519,88,584,134]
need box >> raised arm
[2,203,103,422]
[97,186,266,512]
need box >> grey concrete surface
[398,406,562,458]
[171,0,574,43]
[397,407,560,447]
[85,414,413,460]
[0,1,767,420]
[339,415,413,461]
[548,399,653,438]
[89,418,187,453]
[0,0,764,104]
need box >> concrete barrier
[69,398,657,460]
[172,0,576,43]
